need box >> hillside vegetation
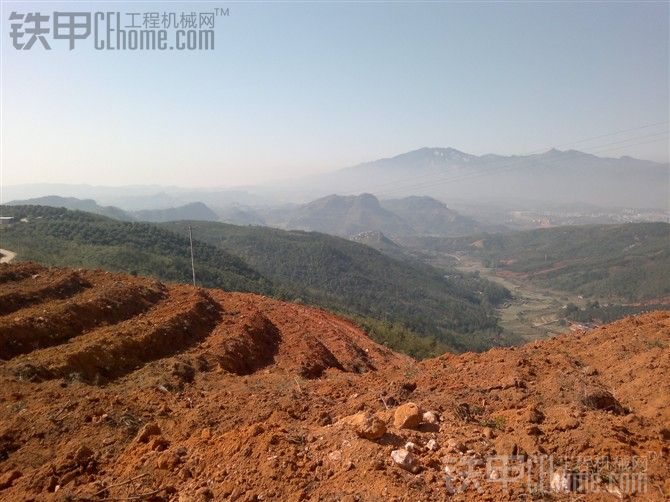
[6,196,134,221]
[411,222,670,302]
[0,205,272,295]
[0,205,517,356]
[160,221,516,353]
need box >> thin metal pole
[188,225,196,288]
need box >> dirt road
[0,248,16,263]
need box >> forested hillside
[410,223,670,301]
[161,221,517,353]
[0,205,272,295]
[0,206,518,356]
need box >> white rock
[550,469,572,493]
[404,441,417,452]
[446,439,467,453]
[426,439,438,451]
[422,410,440,424]
[391,448,418,472]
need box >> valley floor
[453,256,578,342]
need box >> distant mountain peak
[407,147,477,162]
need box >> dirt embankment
[0,262,667,501]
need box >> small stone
[136,422,162,443]
[149,436,170,451]
[328,450,342,462]
[74,445,94,464]
[344,411,386,440]
[195,487,214,501]
[483,427,495,439]
[526,425,543,436]
[404,441,417,452]
[557,418,579,431]
[525,406,545,424]
[489,469,500,480]
[582,388,625,415]
[446,439,467,453]
[550,469,574,493]
[422,410,439,424]
[390,449,420,473]
[470,456,486,467]
[201,428,211,440]
[426,439,438,451]
[393,403,423,429]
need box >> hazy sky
[1,1,668,187]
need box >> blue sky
[1,1,668,186]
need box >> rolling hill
[281,193,412,237]
[0,205,516,356]
[6,197,221,224]
[260,193,485,238]
[0,205,271,295]
[132,202,220,223]
[379,195,484,236]
[5,196,134,221]
[160,220,516,354]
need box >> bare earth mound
[0,263,667,501]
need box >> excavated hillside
[0,262,668,501]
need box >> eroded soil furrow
[0,271,90,315]
[7,287,222,384]
[0,278,166,360]
[0,262,46,284]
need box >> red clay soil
[0,263,668,501]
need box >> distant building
[0,216,15,226]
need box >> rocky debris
[393,402,423,429]
[73,445,94,465]
[390,449,420,473]
[446,438,467,453]
[425,439,438,451]
[526,425,542,436]
[136,422,162,443]
[172,360,196,384]
[343,411,386,440]
[525,406,545,424]
[422,410,439,424]
[582,388,626,415]
[550,468,576,493]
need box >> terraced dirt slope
[0,263,668,501]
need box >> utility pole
[188,225,196,288]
